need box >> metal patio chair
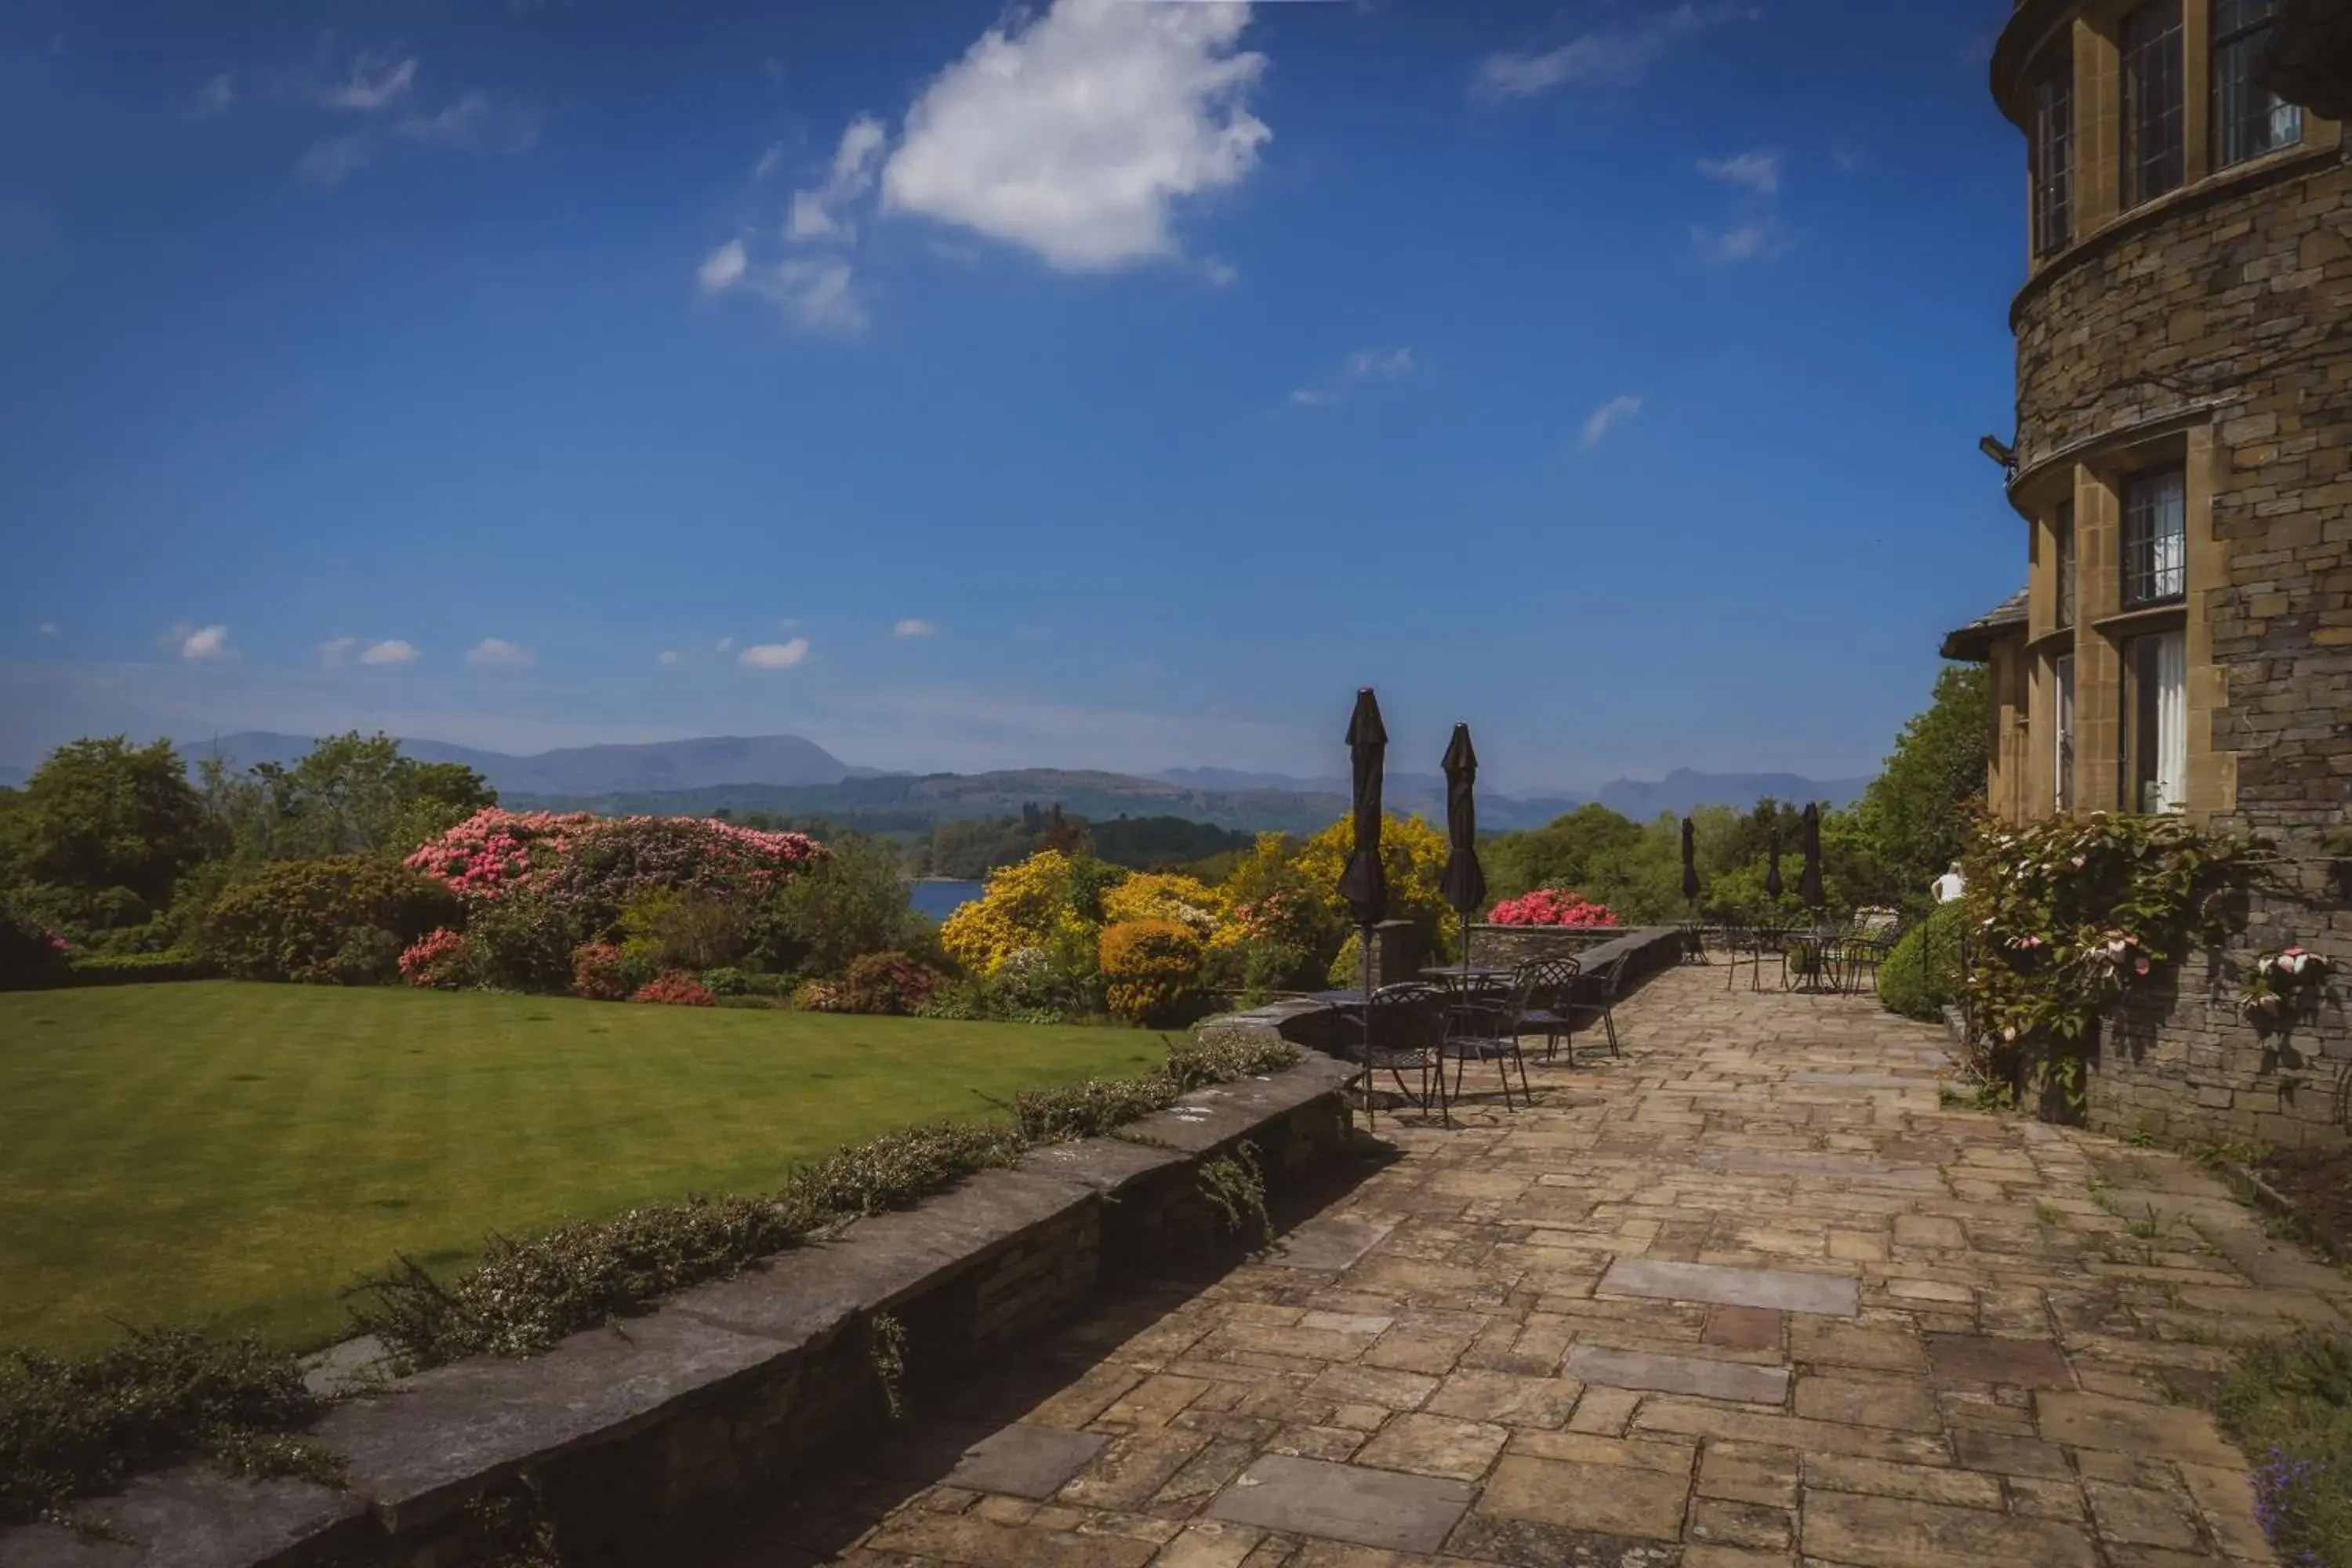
[1335,982,1451,1131]
[1436,968,1537,1110]
[1512,956,1584,1063]
[1555,952,1629,1061]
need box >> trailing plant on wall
[1962,812,2278,1099]
[2239,946,2336,1030]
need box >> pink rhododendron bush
[1485,889,1621,927]
[398,808,827,999]
[405,809,822,915]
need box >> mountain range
[0,731,1871,829]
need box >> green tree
[1856,666,1990,913]
[2,738,206,939]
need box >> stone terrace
[693,963,2352,1568]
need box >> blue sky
[0,0,2028,792]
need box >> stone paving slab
[1204,1455,1475,1552]
[1566,1345,1791,1404]
[946,1426,1112,1499]
[690,962,2347,1568]
[1598,1257,1861,1318]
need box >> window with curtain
[2123,465,2187,606]
[2213,0,2301,168]
[2125,632,2187,813]
[2055,653,2077,811]
[2032,65,2074,255]
[2055,500,2077,629]
[2123,0,2187,205]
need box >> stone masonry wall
[2012,138,2352,1151]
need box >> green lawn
[0,983,1165,1356]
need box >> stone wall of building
[2009,136,2352,1151]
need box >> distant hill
[1595,769,1871,818]
[505,770,1358,836]
[180,731,858,795]
[0,731,1871,834]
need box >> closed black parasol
[1337,689,1389,930]
[1438,724,1486,973]
[1765,829,1783,902]
[1800,802,1824,909]
[1679,817,1700,903]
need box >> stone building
[1945,0,2350,1148]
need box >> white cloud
[316,636,357,666]
[1698,150,1780,195]
[318,55,416,111]
[893,619,938,637]
[180,624,232,661]
[714,636,734,653]
[877,0,1270,271]
[1693,220,1785,262]
[1290,346,1414,409]
[359,638,419,665]
[754,256,865,332]
[34,622,59,637]
[1579,394,1644,450]
[753,142,784,181]
[465,637,532,668]
[786,114,887,241]
[739,639,810,669]
[697,238,749,293]
[655,649,682,666]
[394,92,537,153]
[296,133,374,185]
[193,72,234,118]
[1475,4,1751,100]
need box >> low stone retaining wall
[0,1055,1357,1568]
[1460,923,1633,970]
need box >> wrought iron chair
[1556,952,1629,1061]
[1335,982,1451,1131]
[1512,956,1584,1063]
[1722,924,1771,991]
[1436,969,1537,1109]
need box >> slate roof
[1939,587,2030,662]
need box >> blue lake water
[907,879,985,922]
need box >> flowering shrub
[830,952,946,1016]
[2240,946,2336,1027]
[569,942,629,1001]
[938,851,1095,975]
[1102,873,1221,939]
[791,978,844,1012]
[405,809,822,921]
[1486,889,1621,927]
[1099,917,1206,1025]
[0,902,69,973]
[630,972,716,1007]
[399,928,475,989]
[1291,812,1458,953]
[1962,812,2274,1096]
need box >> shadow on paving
[680,1138,1406,1568]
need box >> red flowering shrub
[398,927,475,989]
[630,971,716,1007]
[1486,889,1620,927]
[830,952,945,1016]
[569,942,628,1001]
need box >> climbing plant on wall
[1962,812,2278,1100]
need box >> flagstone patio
[695,961,2352,1568]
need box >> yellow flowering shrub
[1102,873,1222,938]
[1098,917,1207,1025]
[939,851,1077,975]
[1292,811,1458,949]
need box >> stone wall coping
[0,1054,1358,1566]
